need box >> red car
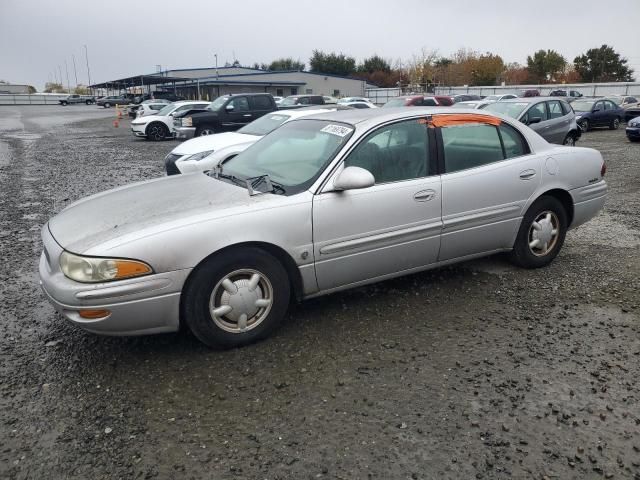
[383,95,450,108]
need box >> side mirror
[225,104,235,112]
[333,166,375,191]
[528,116,542,125]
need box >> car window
[344,119,429,183]
[251,96,273,110]
[607,101,618,110]
[594,101,605,111]
[442,124,504,173]
[229,97,249,111]
[629,97,638,104]
[422,98,438,106]
[603,101,611,111]
[560,101,572,115]
[499,123,529,159]
[547,100,564,119]
[525,102,548,122]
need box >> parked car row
[40,103,609,348]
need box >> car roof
[174,100,209,105]
[497,96,569,104]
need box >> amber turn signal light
[78,309,111,319]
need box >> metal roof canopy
[90,75,190,89]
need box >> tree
[27,85,37,94]
[502,62,530,85]
[43,82,66,93]
[470,53,504,86]
[526,49,566,83]
[309,50,356,76]
[357,54,391,74]
[574,45,634,82]
[404,47,439,89]
[267,57,305,71]
[73,85,89,95]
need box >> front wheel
[103,102,111,108]
[85,100,92,105]
[510,196,568,269]
[610,117,620,130]
[182,247,291,348]
[580,119,589,132]
[195,125,215,136]
[146,122,169,141]
[61,101,68,106]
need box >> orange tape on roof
[429,114,501,128]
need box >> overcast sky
[2,0,639,90]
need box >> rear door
[249,95,275,120]
[546,100,570,144]
[313,118,441,291]
[438,121,540,261]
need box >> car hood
[48,173,271,254]
[172,132,256,156]
[131,115,168,125]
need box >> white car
[323,96,338,104]
[135,102,171,118]
[273,96,283,104]
[164,108,335,175]
[338,96,374,105]
[130,101,210,141]
[452,101,491,109]
[340,101,377,109]
[482,94,519,102]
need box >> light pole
[84,45,92,94]
[64,60,71,93]
[58,65,63,91]
[214,53,218,80]
[72,54,78,89]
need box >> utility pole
[84,45,92,93]
[58,65,63,90]
[64,60,71,93]
[72,54,78,89]
[214,53,218,80]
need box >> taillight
[600,161,607,177]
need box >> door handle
[519,169,536,180]
[243,114,252,117]
[414,189,436,201]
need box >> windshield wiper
[246,174,286,196]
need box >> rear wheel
[85,100,92,105]
[610,117,620,130]
[562,133,576,146]
[146,122,169,141]
[510,196,568,269]
[182,247,290,348]
[196,125,215,136]
[61,101,68,106]
[103,102,111,108]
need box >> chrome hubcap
[564,136,575,146]
[528,211,559,257]
[209,269,273,333]
[201,129,213,136]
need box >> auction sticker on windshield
[321,124,353,137]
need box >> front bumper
[625,126,640,140]
[38,225,191,336]
[131,124,147,137]
[174,126,196,140]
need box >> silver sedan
[39,108,607,348]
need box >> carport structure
[89,74,191,96]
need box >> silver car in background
[39,108,606,348]
[482,97,581,145]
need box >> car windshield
[382,98,407,108]
[280,97,298,106]
[237,113,292,136]
[483,102,529,118]
[206,96,229,111]
[571,100,596,112]
[451,102,476,109]
[156,104,176,116]
[221,119,354,193]
[484,95,499,101]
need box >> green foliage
[309,50,356,76]
[73,85,89,95]
[526,50,566,83]
[357,55,391,74]
[27,85,37,94]
[267,57,305,71]
[43,82,67,93]
[574,45,634,82]
[471,53,505,86]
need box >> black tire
[182,247,290,348]
[629,137,640,143]
[61,101,67,106]
[146,122,169,141]
[609,117,620,130]
[562,133,576,146]
[580,119,589,132]
[509,195,568,269]
[103,102,111,108]
[85,100,92,105]
[195,125,216,137]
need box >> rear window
[383,98,408,108]
[422,98,438,106]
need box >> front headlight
[60,251,152,283]
[630,121,639,127]
[183,117,193,127]
[575,115,582,120]
[185,150,215,162]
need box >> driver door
[223,96,252,128]
[313,119,442,291]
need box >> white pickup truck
[59,94,96,105]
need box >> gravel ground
[0,105,639,480]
